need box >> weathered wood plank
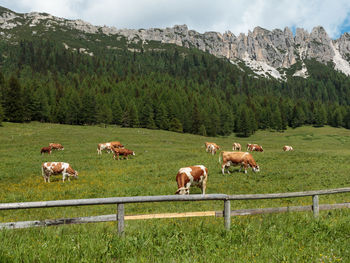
[313,195,319,218]
[0,194,228,210]
[0,211,217,229]
[117,204,124,236]
[227,187,350,200]
[1,188,350,210]
[0,214,116,229]
[215,202,350,217]
[224,200,231,230]
[1,202,350,230]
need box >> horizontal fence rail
[1,187,350,233]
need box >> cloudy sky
[1,0,350,38]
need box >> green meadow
[1,122,350,262]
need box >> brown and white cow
[97,143,113,155]
[232,142,242,151]
[283,145,294,151]
[208,144,217,155]
[40,146,52,155]
[175,165,208,195]
[49,143,64,151]
[205,142,220,153]
[110,141,124,149]
[247,143,264,152]
[219,151,260,174]
[41,162,78,183]
[112,148,135,160]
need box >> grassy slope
[0,122,350,262]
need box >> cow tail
[41,165,44,177]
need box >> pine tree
[121,105,130,127]
[96,104,112,127]
[198,124,207,136]
[111,100,122,125]
[191,102,202,134]
[271,107,282,131]
[291,105,306,128]
[81,89,96,125]
[169,118,183,133]
[154,103,169,130]
[4,76,25,123]
[343,108,350,129]
[56,98,68,124]
[129,102,139,128]
[141,103,156,129]
[0,99,3,126]
[66,90,82,125]
[236,106,254,137]
[313,104,327,127]
[331,108,343,127]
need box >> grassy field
[1,122,350,262]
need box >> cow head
[252,165,260,172]
[132,151,135,156]
[70,171,79,179]
[175,187,189,195]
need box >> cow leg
[221,165,226,175]
[226,163,230,174]
[202,176,207,195]
[244,163,248,174]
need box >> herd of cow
[40,141,134,183]
[175,142,294,195]
[39,140,293,196]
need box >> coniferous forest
[1,38,350,137]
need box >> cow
[283,145,294,151]
[208,144,217,155]
[219,151,260,174]
[49,143,64,151]
[112,147,135,160]
[247,143,263,152]
[110,141,124,149]
[175,165,208,195]
[205,142,220,153]
[40,146,52,155]
[41,162,78,183]
[97,143,113,155]
[232,142,242,151]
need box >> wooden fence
[1,187,350,235]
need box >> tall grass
[1,122,350,262]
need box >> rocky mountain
[1,6,350,80]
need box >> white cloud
[1,0,350,38]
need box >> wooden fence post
[117,203,125,236]
[224,200,231,230]
[312,195,319,218]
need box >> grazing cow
[41,162,78,183]
[232,142,242,151]
[247,143,263,152]
[49,143,64,150]
[283,145,294,151]
[219,151,260,174]
[205,142,220,153]
[175,165,208,195]
[40,146,52,155]
[112,148,135,160]
[208,144,217,155]
[110,141,124,149]
[97,143,113,155]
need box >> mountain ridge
[1,6,350,79]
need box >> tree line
[1,39,350,136]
